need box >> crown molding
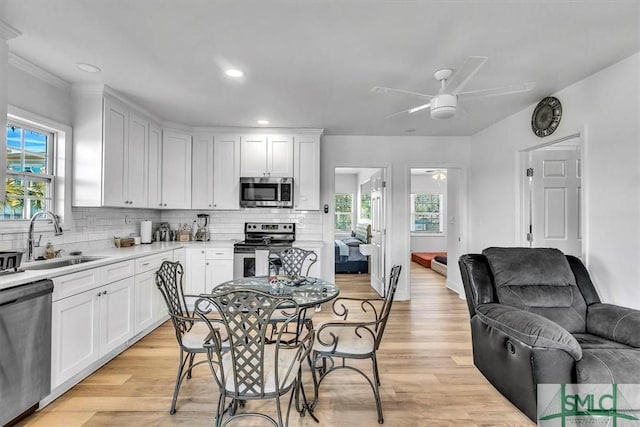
[9,53,71,91]
[0,20,21,40]
[191,126,324,136]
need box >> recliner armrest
[587,303,640,348]
[475,303,582,360]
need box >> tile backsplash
[0,207,324,257]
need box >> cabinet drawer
[52,268,102,301]
[205,247,233,260]
[101,260,134,283]
[135,251,173,274]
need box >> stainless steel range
[234,222,295,278]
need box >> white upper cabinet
[241,134,293,177]
[293,134,321,210]
[161,131,192,209]
[191,134,214,209]
[147,124,163,209]
[213,134,241,209]
[72,86,157,208]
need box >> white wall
[8,64,72,126]
[469,52,640,309]
[321,136,471,300]
[410,172,447,252]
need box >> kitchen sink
[22,256,106,270]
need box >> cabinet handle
[215,252,223,255]
[141,262,150,266]
[159,203,162,207]
[209,204,212,207]
[201,250,205,254]
[103,290,107,295]
[97,292,102,297]
[214,204,217,207]
[206,262,209,266]
[164,203,167,207]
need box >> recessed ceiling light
[225,68,244,78]
[76,62,101,73]
[257,119,269,125]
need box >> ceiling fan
[372,56,535,120]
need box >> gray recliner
[458,247,640,421]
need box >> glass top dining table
[213,276,340,309]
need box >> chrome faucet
[27,210,63,261]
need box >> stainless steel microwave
[239,177,294,208]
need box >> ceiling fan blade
[458,82,536,99]
[372,86,434,100]
[384,102,431,119]
[443,56,488,94]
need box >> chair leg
[186,352,196,379]
[214,394,226,427]
[371,354,384,424]
[170,350,189,414]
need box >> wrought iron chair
[268,247,318,278]
[194,288,314,427]
[268,247,319,338]
[311,264,402,424]
[155,260,223,414]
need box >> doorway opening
[408,167,466,297]
[334,167,387,296]
[521,132,582,257]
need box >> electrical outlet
[124,215,132,225]
[298,216,305,228]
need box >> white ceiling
[2,0,639,136]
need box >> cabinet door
[100,277,134,356]
[134,270,156,334]
[148,124,163,208]
[240,135,268,176]
[294,135,320,210]
[213,135,241,209]
[191,135,214,209]
[173,248,187,266]
[186,248,206,296]
[267,135,294,177]
[51,290,100,388]
[127,112,149,207]
[103,97,128,207]
[161,131,192,209]
[209,259,234,289]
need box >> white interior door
[530,147,582,256]
[370,169,386,296]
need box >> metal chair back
[269,247,318,278]
[155,261,192,339]
[374,264,401,350]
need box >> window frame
[334,192,354,233]
[5,119,56,220]
[410,192,444,234]
[0,106,72,233]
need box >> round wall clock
[531,96,562,137]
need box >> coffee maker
[195,214,210,241]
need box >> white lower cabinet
[186,246,233,296]
[51,276,134,389]
[134,269,167,334]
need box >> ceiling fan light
[430,93,457,119]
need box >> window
[2,121,54,220]
[360,193,371,220]
[335,193,353,232]
[411,193,443,233]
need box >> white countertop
[0,240,236,292]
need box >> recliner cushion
[483,247,587,333]
[576,349,640,383]
[573,333,633,350]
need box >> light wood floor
[19,263,534,426]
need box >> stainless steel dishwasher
[0,279,53,426]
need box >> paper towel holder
[140,220,153,244]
